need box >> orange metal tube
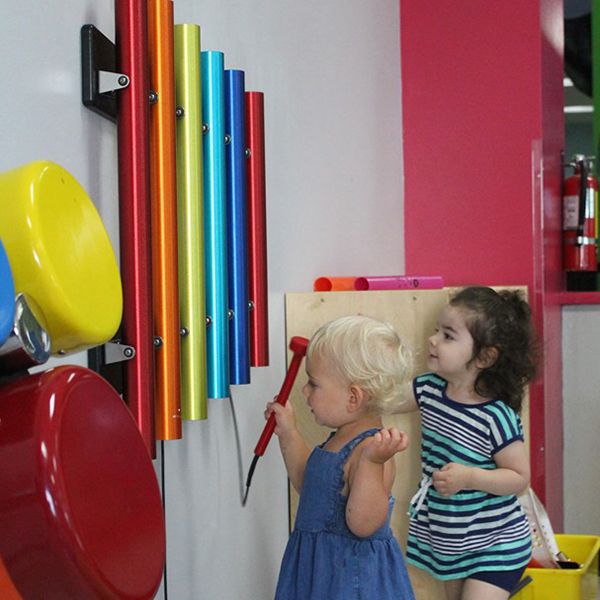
[148,0,182,440]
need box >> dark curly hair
[449,286,539,413]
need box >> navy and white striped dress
[406,373,531,580]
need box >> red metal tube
[245,92,269,367]
[115,0,155,456]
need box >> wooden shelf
[557,291,600,305]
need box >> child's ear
[476,346,498,369]
[348,384,368,412]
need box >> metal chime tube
[148,0,181,439]
[224,69,250,385]
[174,25,207,419]
[115,0,155,455]
[245,91,269,367]
[202,51,229,399]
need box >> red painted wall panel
[401,0,565,527]
[401,1,541,287]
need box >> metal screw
[154,336,163,349]
[118,75,129,87]
[123,347,134,358]
[180,327,189,337]
[248,300,255,311]
[202,123,209,134]
[225,134,231,145]
[245,148,251,158]
[206,316,212,326]
[176,106,184,119]
[149,90,159,104]
[228,309,234,320]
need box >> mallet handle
[253,337,308,456]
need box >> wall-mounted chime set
[82,0,270,456]
[0,0,269,597]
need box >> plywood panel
[284,288,529,600]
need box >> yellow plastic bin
[512,535,600,600]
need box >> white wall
[163,1,403,598]
[0,1,119,250]
[1,1,403,599]
[562,107,600,538]
[562,306,600,536]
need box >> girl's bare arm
[345,428,409,537]
[432,440,530,497]
[267,402,311,493]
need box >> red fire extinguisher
[563,155,598,273]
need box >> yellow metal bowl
[0,161,122,354]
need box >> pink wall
[401,0,565,526]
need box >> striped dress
[406,373,531,580]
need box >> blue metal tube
[224,69,250,385]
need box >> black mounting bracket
[87,333,136,396]
[81,24,129,122]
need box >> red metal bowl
[0,366,165,599]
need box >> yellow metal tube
[174,24,208,420]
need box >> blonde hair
[307,315,412,414]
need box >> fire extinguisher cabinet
[563,155,598,291]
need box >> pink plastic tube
[354,275,444,291]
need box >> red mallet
[242,336,309,505]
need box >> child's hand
[361,427,409,465]
[264,397,296,438]
[432,462,472,496]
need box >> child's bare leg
[443,578,463,600]
[461,578,509,600]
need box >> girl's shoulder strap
[318,430,336,448]
[338,427,380,461]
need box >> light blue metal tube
[202,51,229,399]
[224,70,250,385]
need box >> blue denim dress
[274,428,416,600]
